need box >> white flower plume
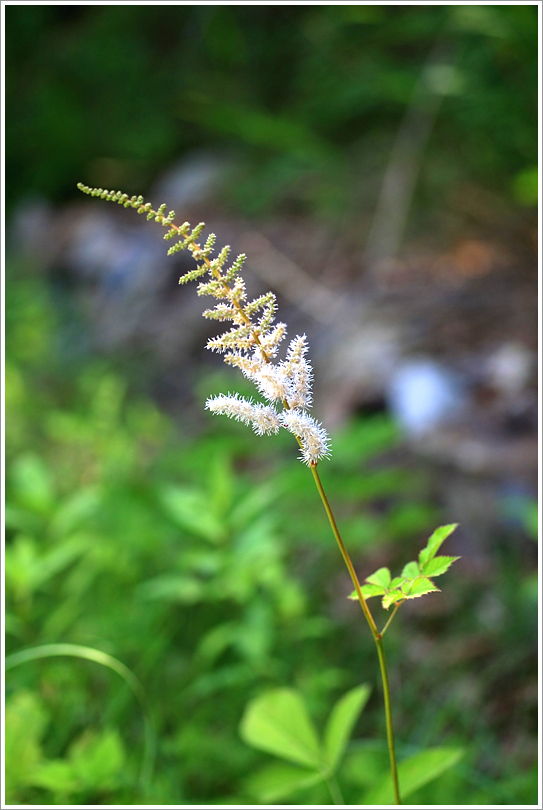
[76,185,330,466]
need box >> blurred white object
[485,342,532,397]
[387,357,465,437]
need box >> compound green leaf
[359,583,386,599]
[365,567,391,589]
[403,577,440,598]
[421,555,460,578]
[323,685,371,772]
[419,524,458,566]
[381,590,406,609]
[363,746,464,804]
[240,688,322,769]
[400,561,420,579]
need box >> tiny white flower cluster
[196,250,330,465]
[75,185,330,466]
[205,330,330,466]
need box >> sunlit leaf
[418,524,458,566]
[400,561,420,579]
[365,567,391,589]
[403,577,440,598]
[323,685,371,771]
[68,728,125,790]
[349,583,384,600]
[245,762,324,802]
[5,691,48,801]
[240,688,322,769]
[363,746,464,804]
[29,760,78,794]
[382,590,407,609]
[420,555,460,578]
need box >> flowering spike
[77,183,331,465]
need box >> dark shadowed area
[5,5,538,806]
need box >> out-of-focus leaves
[158,484,226,543]
[362,746,464,804]
[4,691,48,802]
[244,761,325,803]
[9,453,56,515]
[323,684,371,772]
[138,574,205,604]
[5,534,85,602]
[67,728,126,790]
[240,688,322,769]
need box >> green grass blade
[5,643,155,792]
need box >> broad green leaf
[363,746,464,804]
[240,688,322,769]
[5,691,48,800]
[389,576,405,589]
[351,583,385,600]
[29,760,78,794]
[5,534,84,601]
[419,524,458,566]
[245,762,324,802]
[365,567,391,589]
[35,537,86,590]
[49,486,100,537]
[400,561,420,579]
[10,453,55,514]
[403,577,440,598]
[421,555,460,578]
[323,685,371,771]
[382,590,406,609]
[68,728,125,790]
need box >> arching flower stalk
[77,183,455,806]
[76,183,330,467]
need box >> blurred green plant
[5,643,153,804]
[5,255,536,804]
[239,685,464,803]
[71,185,466,804]
[5,4,538,227]
[5,689,126,804]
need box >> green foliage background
[6,4,538,217]
[4,4,538,806]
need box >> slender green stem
[380,601,403,637]
[309,464,378,638]
[375,635,401,804]
[310,463,401,805]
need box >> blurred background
[5,4,538,805]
